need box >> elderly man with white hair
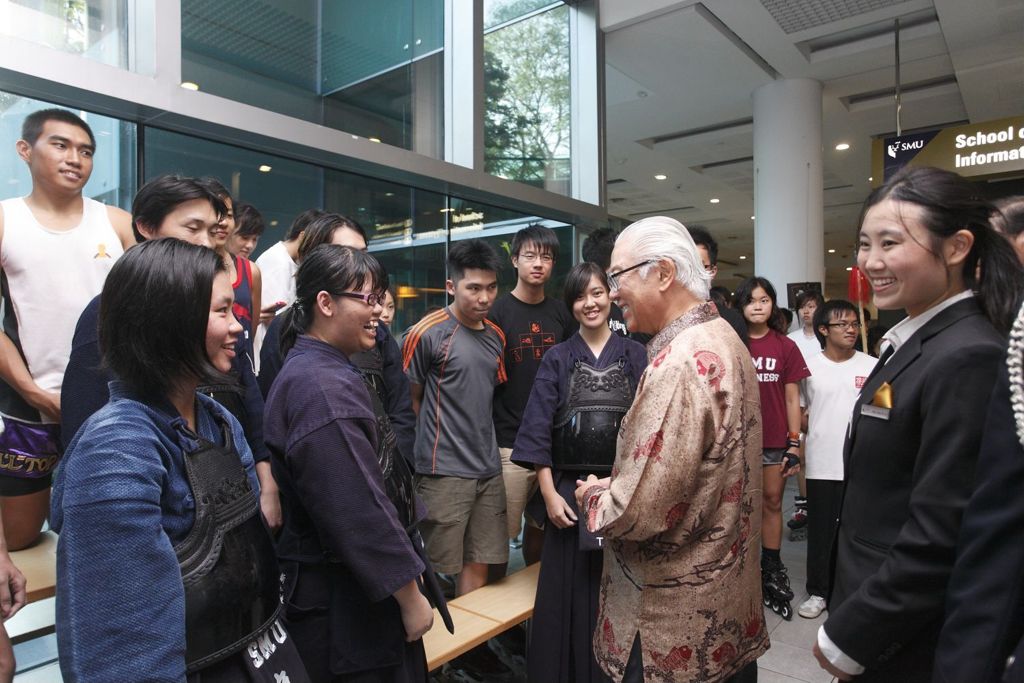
[575,216,768,683]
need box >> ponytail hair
[863,166,1024,335]
[280,245,388,355]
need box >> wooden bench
[422,562,539,671]
[4,532,539,666]
[10,531,57,605]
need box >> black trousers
[806,478,843,599]
[622,634,757,683]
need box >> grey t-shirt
[402,307,506,478]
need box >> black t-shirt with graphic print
[489,293,576,448]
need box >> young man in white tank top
[0,109,134,554]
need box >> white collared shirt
[879,290,975,361]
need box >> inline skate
[787,496,808,541]
[762,558,795,620]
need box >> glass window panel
[484,4,571,195]
[180,0,443,158]
[373,242,448,341]
[0,91,135,209]
[321,0,442,91]
[323,53,443,158]
[323,169,446,244]
[484,0,561,29]
[143,127,322,258]
[1,0,129,68]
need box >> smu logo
[887,139,925,158]
[883,130,939,178]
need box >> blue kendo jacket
[51,381,258,683]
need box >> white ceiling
[600,0,1024,295]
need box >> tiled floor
[14,478,835,682]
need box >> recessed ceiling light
[868,176,873,182]
[739,255,747,260]
[750,215,755,220]
[654,174,667,181]
[258,164,272,173]
[369,137,382,143]
[270,220,278,226]
[845,266,853,271]
[180,81,199,91]
[384,192,395,197]
[835,142,850,151]
[709,198,720,204]
[828,248,836,253]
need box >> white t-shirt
[253,241,297,367]
[800,351,877,480]
[788,328,822,365]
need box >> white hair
[617,216,712,300]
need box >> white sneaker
[798,595,827,619]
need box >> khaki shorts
[500,447,538,539]
[415,474,509,575]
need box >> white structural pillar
[752,78,825,304]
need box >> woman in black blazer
[812,166,1024,682]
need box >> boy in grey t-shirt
[402,239,508,596]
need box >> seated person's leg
[1,486,50,551]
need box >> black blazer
[933,364,1024,683]
[824,298,1005,681]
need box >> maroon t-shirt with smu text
[748,329,811,449]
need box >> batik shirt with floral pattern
[581,303,770,682]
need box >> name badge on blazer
[861,404,890,420]
[861,381,893,420]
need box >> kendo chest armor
[173,416,281,673]
[550,359,634,472]
[351,346,417,530]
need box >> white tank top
[0,197,124,395]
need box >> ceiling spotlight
[270,220,278,227]
[654,174,667,181]
[750,215,755,220]
[845,266,853,271]
[868,176,874,182]
[369,137,382,143]
[828,248,836,253]
[739,255,747,260]
[709,198,720,204]
[180,81,200,91]
[835,142,850,151]
[258,164,272,173]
